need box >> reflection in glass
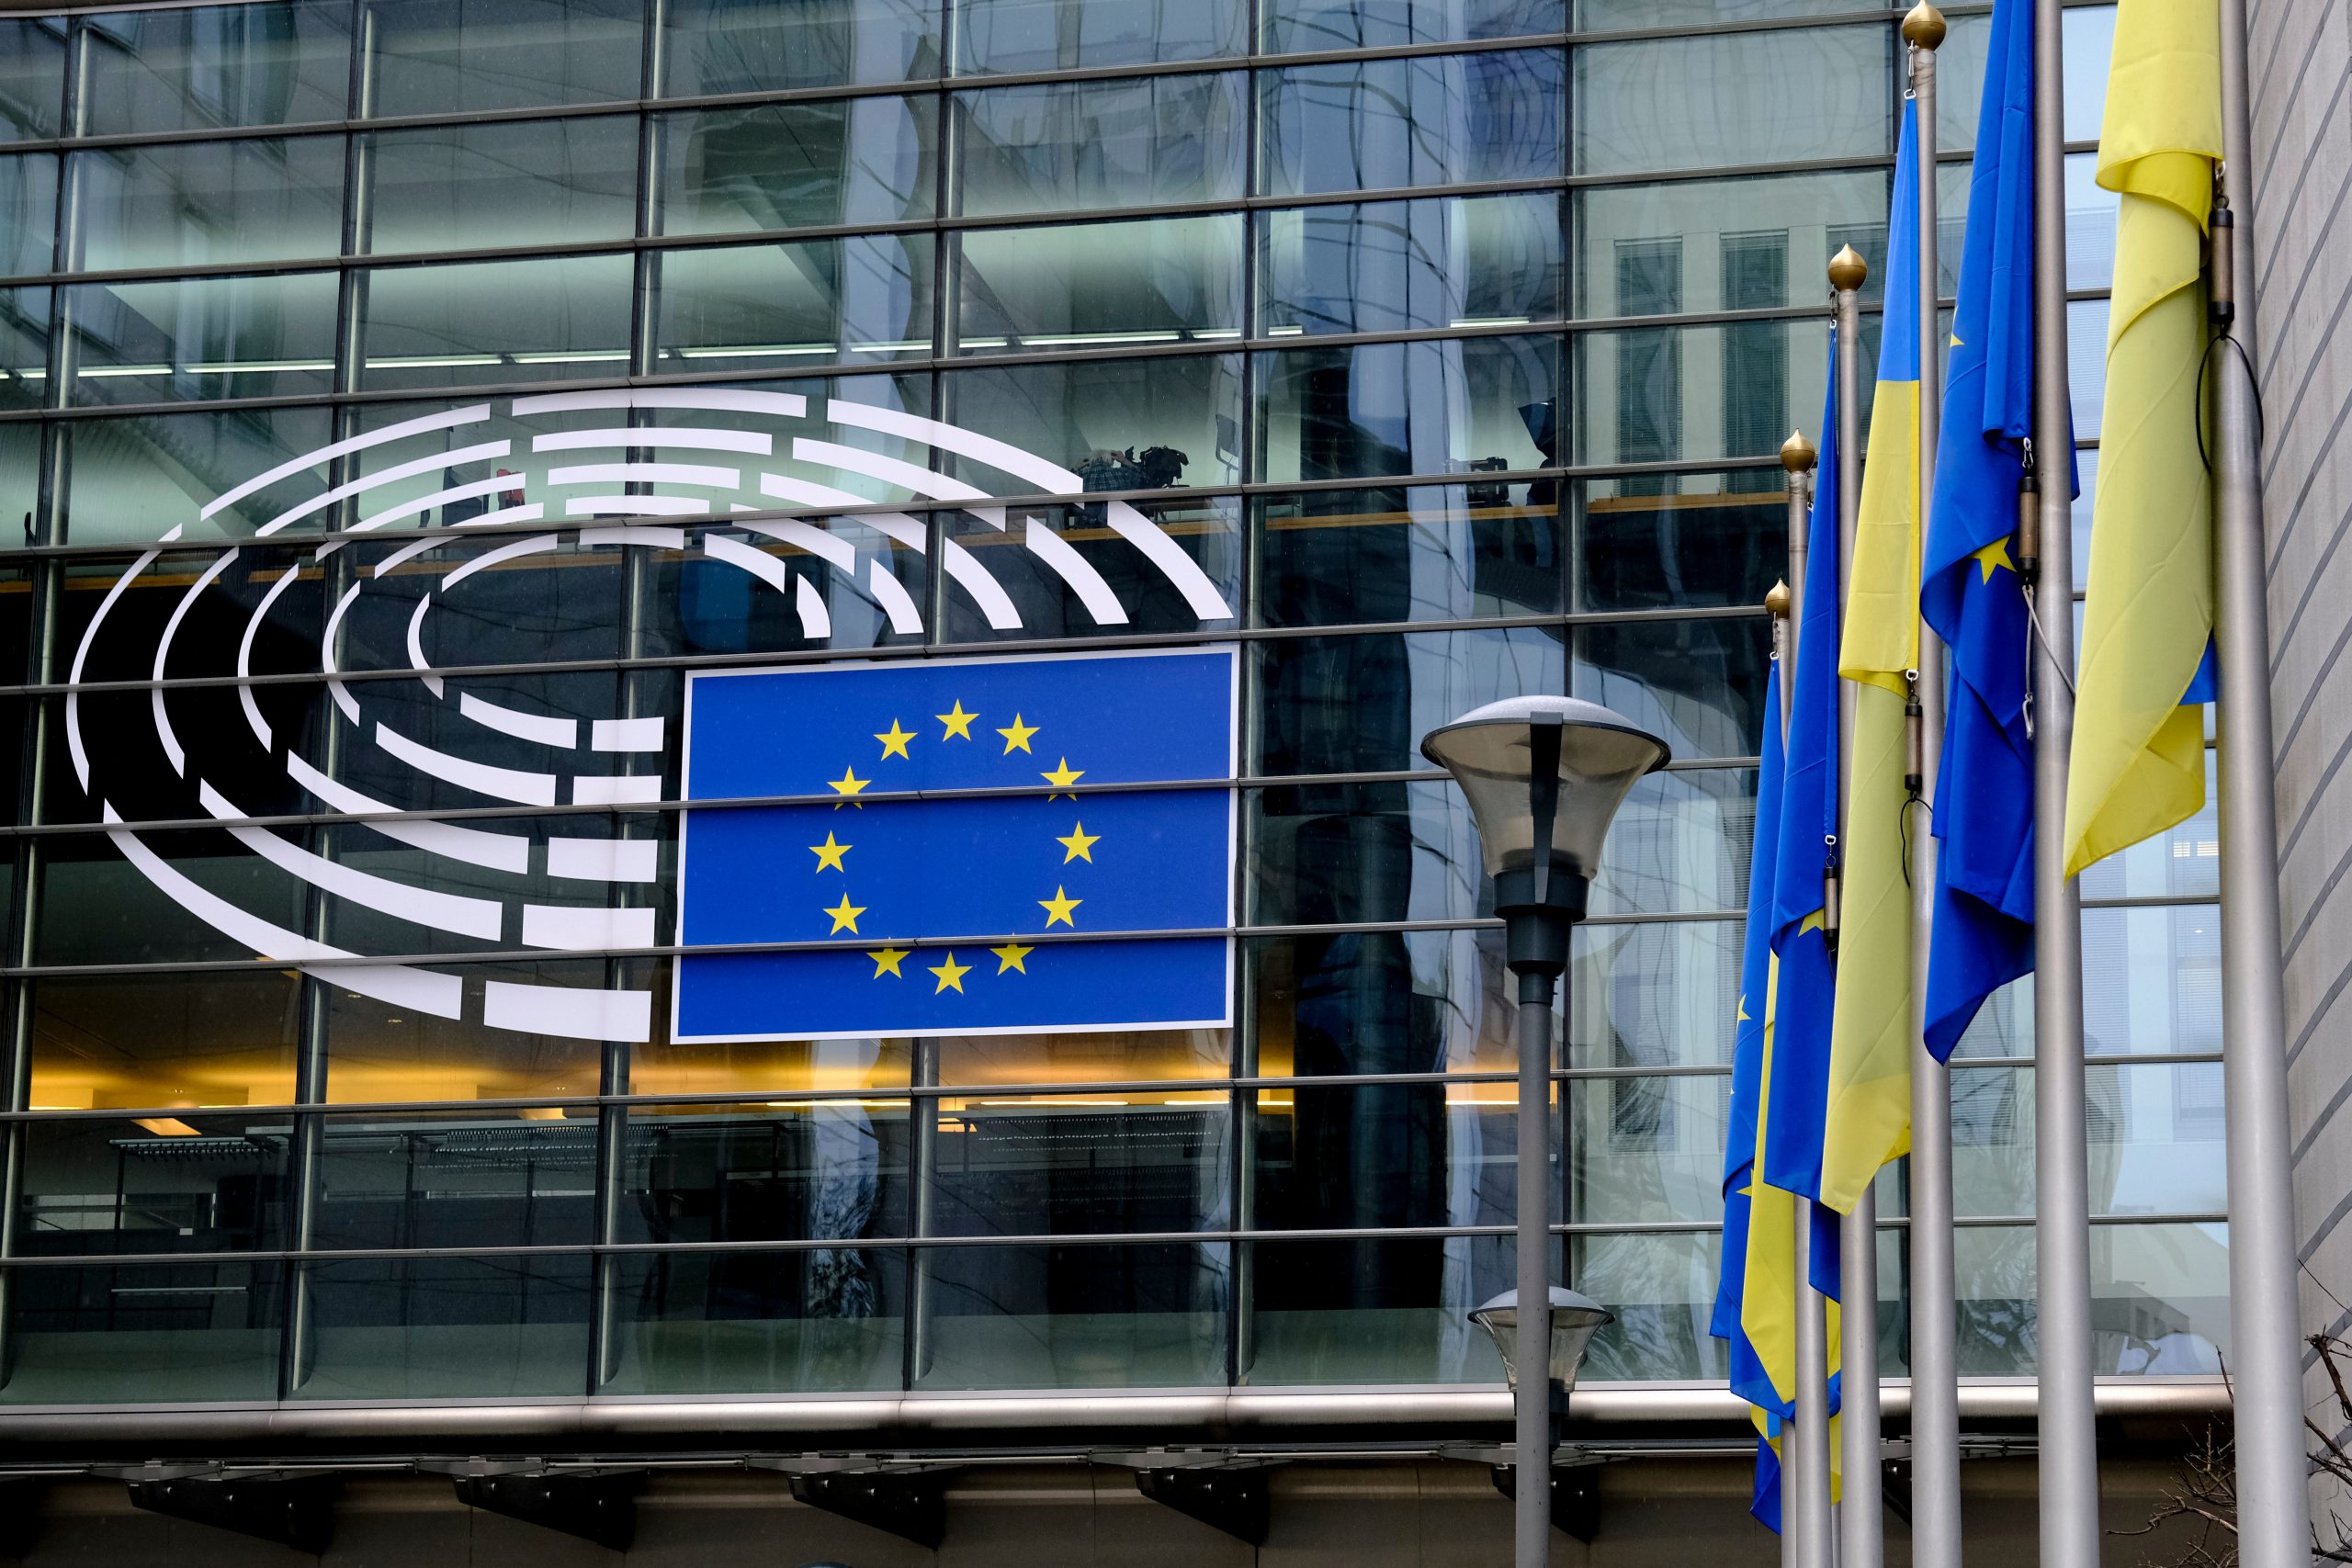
[932,1094,1229,1235]
[0,1259,284,1404]
[1575,322,1826,468]
[1248,1234,1512,1383]
[1571,26,1893,176]
[296,1253,593,1399]
[1566,918,1741,1070]
[1249,779,1481,925]
[941,352,1244,494]
[660,96,937,236]
[0,286,46,413]
[2068,298,2109,439]
[1256,1084,1516,1230]
[1260,193,1562,337]
[65,272,339,406]
[310,1110,601,1251]
[1259,48,1564,197]
[654,235,935,371]
[1939,6,2114,151]
[956,213,1244,355]
[0,18,66,142]
[1255,484,1562,627]
[72,137,346,272]
[662,0,940,96]
[956,0,1246,74]
[629,1035,915,1098]
[322,962,617,1104]
[936,1028,1232,1087]
[917,1240,1228,1389]
[34,828,301,967]
[366,0,642,118]
[956,73,1247,218]
[13,1114,292,1254]
[359,254,636,389]
[1574,171,1890,315]
[1948,1060,2226,1220]
[1577,471,1791,613]
[1571,615,1770,761]
[1255,625,1566,775]
[1952,1221,2228,1376]
[939,499,1242,641]
[0,153,56,276]
[2077,747,2218,901]
[1577,0,1865,26]
[1257,333,1559,485]
[1568,1229,1724,1381]
[640,509,932,661]
[603,1248,906,1393]
[1568,1076,1724,1227]
[83,2,350,135]
[366,116,639,255]
[1265,0,1560,51]
[1585,766,1753,918]
[616,1101,910,1245]
[1252,924,1540,1077]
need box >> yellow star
[1057,821,1100,863]
[1038,886,1081,928]
[823,893,865,934]
[809,832,851,872]
[938,700,977,740]
[1972,537,2016,583]
[998,713,1038,753]
[829,765,867,807]
[1736,995,1750,1023]
[1041,757,1084,797]
[875,719,914,760]
[930,951,971,993]
[991,942,1034,975]
[868,946,909,978]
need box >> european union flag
[673,649,1238,1041]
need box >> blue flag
[674,649,1237,1040]
[1919,0,2049,1058]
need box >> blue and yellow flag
[673,649,1237,1039]
[1920,0,2043,1057]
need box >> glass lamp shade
[1419,696,1671,886]
[1469,1287,1614,1392]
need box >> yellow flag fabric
[1740,954,1844,1414]
[2064,0,2222,876]
[1821,377,1919,1213]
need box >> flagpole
[1778,429,1819,1568]
[1902,10,1963,1568]
[2030,0,2100,1559]
[2211,0,2315,1561]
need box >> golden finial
[1781,429,1818,472]
[1902,2,1947,51]
[1828,244,1869,293]
[1765,580,1792,620]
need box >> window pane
[616,1101,910,1245]
[1572,615,1771,761]
[1948,1060,2227,1221]
[322,959,626,1103]
[1952,1221,2228,1376]
[1577,0,1870,25]
[1255,483,1564,626]
[359,254,635,389]
[1249,780,1484,926]
[2066,297,2109,439]
[1254,626,1566,775]
[659,96,937,236]
[64,272,338,406]
[630,1037,916,1099]
[1264,0,1561,51]
[2081,904,2222,1056]
[956,72,1246,219]
[0,152,57,276]
[602,1247,907,1393]
[654,235,935,372]
[1256,1083,1516,1229]
[1568,1228,1724,1380]
[638,507,933,660]
[940,352,1243,496]
[1577,470,1792,614]
[1570,26,1893,177]
[1566,918,1741,1069]
[1257,333,1560,485]
[0,17,66,142]
[1261,192,1563,337]
[1939,6,2113,151]
[366,115,639,255]
[915,1240,1228,1389]
[24,970,301,1114]
[1574,170,1890,315]
[366,0,642,117]
[933,1093,1229,1235]
[1247,1234,1512,1383]
[1250,924,1540,1077]
[1587,765,1753,918]
[957,0,1244,74]
[296,1253,592,1399]
[0,286,46,412]
[935,1028,1231,1088]
[1574,321,1826,467]
[13,1113,293,1254]
[1568,1074,1724,1226]
[0,1259,284,1404]
[82,1,351,136]
[2078,749,2218,900]
[59,404,335,546]
[72,136,346,272]
[310,1109,600,1251]
[662,0,940,96]
[1259,47,1564,198]
[937,499,1243,642]
[956,213,1244,355]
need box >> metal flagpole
[1778,432,1815,1568]
[2211,0,2315,1562]
[2030,0,2100,1558]
[1903,9,1963,1568]
[1829,240,1881,1568]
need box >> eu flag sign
[673,648,1238,1041]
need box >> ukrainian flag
[2065,0,2222,874]
[1920,0,2041,1058]
[1820,98,1925,1213]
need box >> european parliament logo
[674,649,1238,1041]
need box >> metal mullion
[1945,1050,2227,1071]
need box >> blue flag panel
[674,649,1238,1041]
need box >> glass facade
[0,0,2224,1411]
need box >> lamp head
[1470,1287,1614,1393]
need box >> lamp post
[1422,696,1671,1568]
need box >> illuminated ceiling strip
[546,836,658,884]
[208,404,491,523]
[198,781,504,942]
[566,495,708,518]
[354,471,520,534]
[374,721,559,807]
[260,439,512,536]
[152,547,241,777]
[441,533,559,590]
[532,426,773,456]
[511,386,808,421]
[520,902,658,951]
[103,804,464,1020]
[405,594,442,697]
[482,978,650,1043]
[1022,516,1129,626]
[700,534,831,639]
[66,548,162,791]
[238,564,302,750]
[286,751,530,875]
[459,692,578,750]
[547,461,741,491]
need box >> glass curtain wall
[0,0,2222,1406]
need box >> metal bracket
[1489,1462,1601,1544]
[1133,1464,1272,1546]
[786,1468,954,1549]
[450,1470,640,1552]
[125,1473,339,1554]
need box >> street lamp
[1421,696,1669,1567]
